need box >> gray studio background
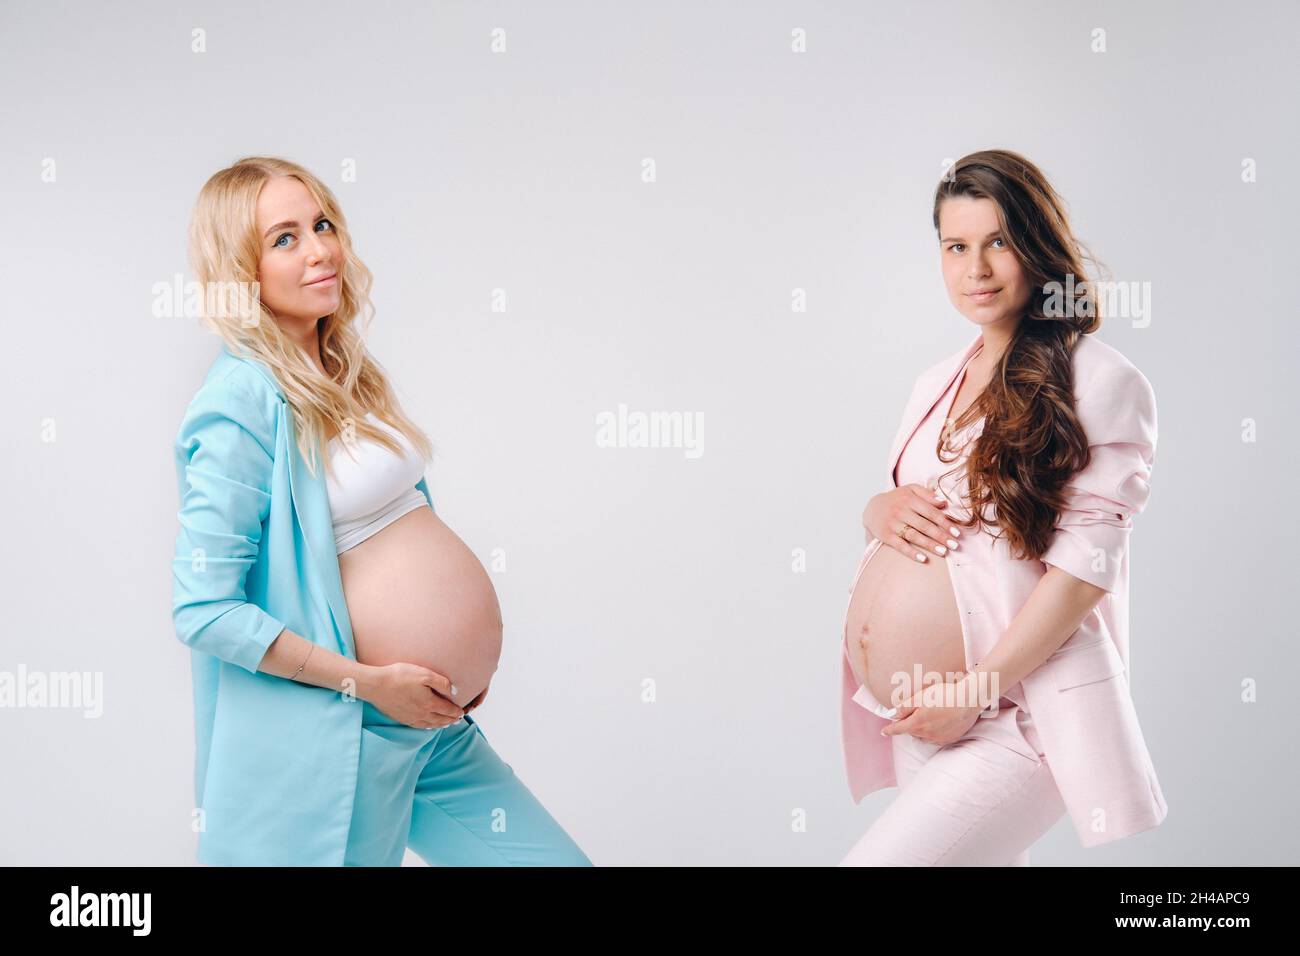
[2,0,1296,865]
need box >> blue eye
[992,237,1005,248]
[273,218,332,249]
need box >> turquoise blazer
[171,343,435,865]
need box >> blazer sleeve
[1040,364,1157,593]
[171,379,287,674]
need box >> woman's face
[254,176,342,341]
[937,195,1032,332]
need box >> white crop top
[325,411,430,554]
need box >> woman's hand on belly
[882,671,985,745]
[865,483,962,562]
[366,661,467,729]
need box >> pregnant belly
[844,543,968,711]
[338,505,503,708]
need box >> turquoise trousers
[344,701,593,866]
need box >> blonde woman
[172,156,591,866]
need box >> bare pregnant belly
[844,544,967,711]
[339,505,503,708]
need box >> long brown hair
[188,156,433,481]
[933,149,1106,561]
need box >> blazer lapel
[220,343,356,661]
[883,332,984,487]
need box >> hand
[863,483,963,563]
[463,680,490,714]
[881,670,986,745]
[367,662,466,730]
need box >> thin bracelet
[290,644,315,681]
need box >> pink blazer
[840,331,1168,848]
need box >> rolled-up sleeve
[1040,364,1157,593]
[171,380,286,673]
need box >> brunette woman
[838,149,1167,865]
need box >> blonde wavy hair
[187,155,433,481]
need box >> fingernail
[947,539,959,549]
[450,684,458,697]
[934,545,946,555]
[915,553,927,562]
[949,528,961,537]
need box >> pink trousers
[839,701,1067,866]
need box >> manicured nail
[947,539,959,549]
[879,729,888,736]
[949,528,961,537]
[915,553,927,562]
[450,684,458,697]
[934,545,946,555]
